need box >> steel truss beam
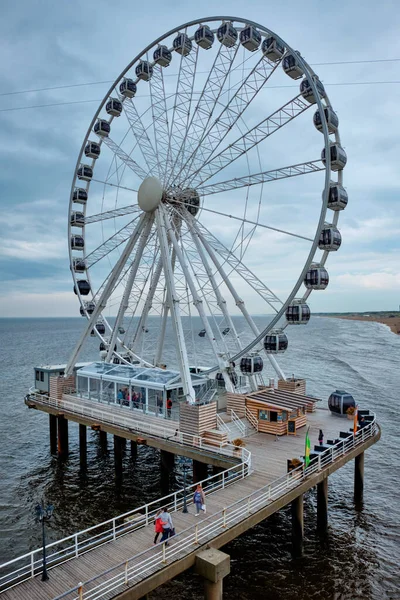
[198,160,324,196]
[65,214,148,375]
[84,204,140,225]
[123,99,160,178]
[149,63,170,182]
[101,136,147,181]
[155,207,196,402]
[161,207,234,393]
[105,216,154,361]
[85,215,142,268]
[191,95,312,187]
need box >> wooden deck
[0,407,380,600]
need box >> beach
[327,314,400,335]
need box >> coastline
[322,314,400,335]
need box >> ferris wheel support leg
[191,217,286,382]
[65,214,148,376]
[106,216,154,362]
[155,208,196,403]
[155,299,170,366]
[161,207,234,393]
[131,255,164,355]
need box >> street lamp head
[45,505,54,519]
[35,503,43,521]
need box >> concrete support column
[354,451,364,503]
[160,450,175,471]
[130,440,138,458]
[79,424,87,466]
[317,477,328,532]
[195,548,230,600]
[57,416,69,457]
[99,430,107,452]
[193,460,208,484]
[49,414,57,454]
[291,493,304,557]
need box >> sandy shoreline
[323,315,400,335]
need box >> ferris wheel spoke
[84,203,141,224]
[189,94,312,187]
[168,40,240,188]
[149,63,171,181]
[185,214,283,312]
[161,206,234,391]
[165,34,199,187]
[105,215,154,361]
[85,215,142,268]
[198,159,324,196]
[123,99,160,178]
[178,55,280,185]
[101,135,148,181]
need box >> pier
[0,392,380,600]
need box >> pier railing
[0,441,251,592]
[0,414,377,595]
[26,391,244,462]
[49,417,379,600]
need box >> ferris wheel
[66,16,347,401]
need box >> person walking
[153,509,164,545]
[159,507,174,545]
[193,484,206,515]
[318,429,324,446]
[166,397,172,418]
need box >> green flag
[304,428,311,467]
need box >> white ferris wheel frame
[66,16,342,398]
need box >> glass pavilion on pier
[74,362,212,418]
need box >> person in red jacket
[153,509,165,544]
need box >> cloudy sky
[0,0,399,318]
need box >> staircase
[216,410,258,441]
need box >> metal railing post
[78,582,83,600]
[145,505,149,526]
[112,519,116,540]
[30,552,35,578]
[222,508,227,528]
[195,524,199,544]
[75,534,79,557]
[124,560,128,585]
[318,454,322,471]
[162,542,167,564]
[222,471,225,488]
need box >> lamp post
[35,502,54,582]
[182,464,190,513]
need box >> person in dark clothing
[318,429,324,446]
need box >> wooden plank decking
[1,408,379,600]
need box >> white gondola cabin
[77,164,93,182]
[240,355,263,374]
[72,258,86,273]
[261,36,285,61]
[263,330,288,353]
[153,45,172,67]
[217,22,237,47]
[300,77,326,104]
[73,188,88,204]
[135,61,153,81]
[94,119,110,138]
[321,143,347,171]
[318,225,342,251]
[119,78,137,98]
[304,264,329,290]
[327,183,348,211]
[70,211,85,228]
[195,25,214,49]
[282,53,304,80]
[286,300,310,324]
[106,98,123,117]
[74,280,91,296]
[84,141,101,159]
[313,107,339,134]
[71,234,85,250]
[239,24,261,51]
[173,33,192,56]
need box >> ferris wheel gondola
[66,16,347,402]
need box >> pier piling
[49,414,57,454]
[354,451,364,503]
[99,430,108,452]
[317,477,328,532]
[193,460,208,483]
[57,416,69,457]
[114,435,124,479]
[130,440,138,458]
[79,424,87,466]
[195,548,230,600]
[291,493,304,557]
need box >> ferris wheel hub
[138,177,163,212]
